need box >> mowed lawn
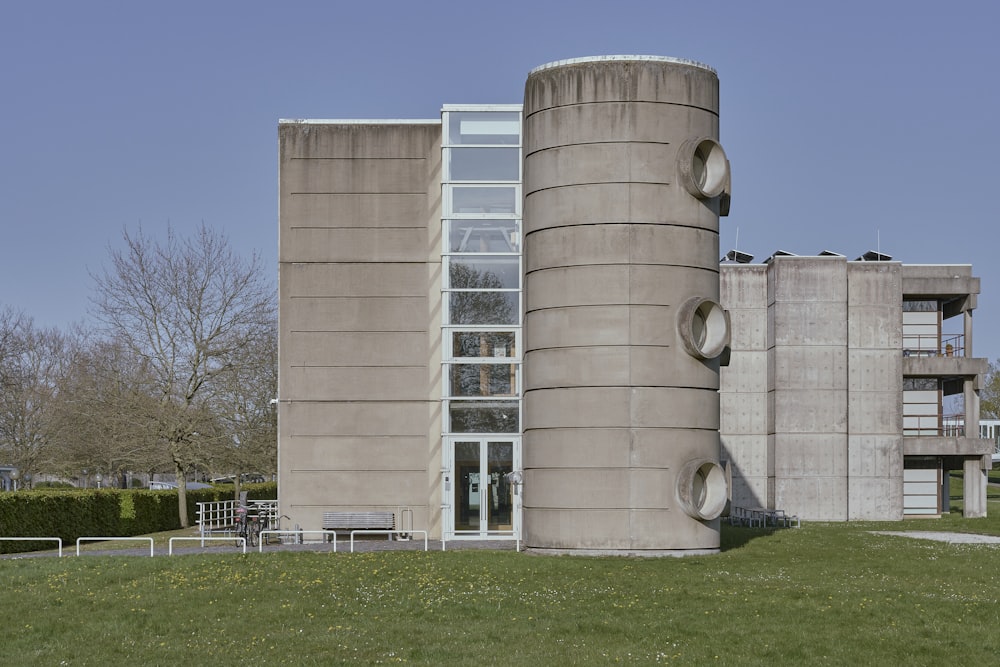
[3,503,1000,665]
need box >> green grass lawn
[3,511,1000,665]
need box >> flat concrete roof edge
[529,55,716,75]
[279,118,440,125]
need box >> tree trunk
[175,460,189,528]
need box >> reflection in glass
[452,331,516,358]
[449,257,519,289]
[447,219,519,253]
[487,441,514,531]
[453,441,480,531]
[449,292,518,325]
[448,147,520,181]
[449,363,517,397]
[450,187,517,215]
[449,401,519,433]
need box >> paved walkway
[1,535,519,559]
[869,530,1000,544]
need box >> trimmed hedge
[0,482,277,554]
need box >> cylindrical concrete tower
[522,56,731,555]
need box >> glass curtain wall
[441,105,522,538]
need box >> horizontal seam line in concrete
[287,192,426,196]
[289,191,427,195]
[522,100,719,117]
[290,157,427,160]
[524,262,718,272]
[522,140,671,157]
[525,344,671,351]
[524,181,671,193]
[289,365,427,369]
[288,225,428,230]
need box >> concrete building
[720,256,992,520]
[277,55,991,553]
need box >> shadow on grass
[720,522,779,551]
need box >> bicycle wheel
[248,520,260,547]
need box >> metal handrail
[0,536,63,557]
[76,536,154,557]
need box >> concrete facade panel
[523,58,719,114]
[848,306,903,348]
[524,143,676,193]
[279,122,440,160]
[771,346,847,390]
[284,435,428,471]
[523,428,631,468]
[847,435,903,478]
[847,262,902,305]
[524,306,630,349]
[525,265,630,308]
[284,401,432,438]
[726,309,768,350]
[283,331,428,366]
[524,101,707,152]
[631,388,720,429]
[721,434,769,479]
[628,346,720,390]
[524,223,720,273]
[721,350,767,393]
[720,391,768,434]
[525,224,631,270]
[775,475,848,521]
[282,263,431,297]
[525,468,632,508]
[523,387,631,429]
[773,433,847,477]
[282,193,430,228]
[522,509,631,549]
[280,228,429,263]
[286,470,427,507]
[524,346,632,389]
[771,302,848,346]
[281,157,429,195]
[284,366,430,401]
[772,388,848,433]
[628,265,720,305]
[720,265,767,307]
[282,297,428,332]
[523,182,720,233]
[847,476,903,520]
[847,391,902,433]
[768,258,847,303]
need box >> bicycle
[233,504,262,547]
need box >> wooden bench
[323,511,396,541]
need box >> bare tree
[212,313,278,498]
[91,225,275,526]
[0,313,68,483]
[982,361,1000,420]
[47,331,165,486]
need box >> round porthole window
[676,296,730,360]
[678,138,729,199]
[677,459,728,521]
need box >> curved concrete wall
[522,56,729,555]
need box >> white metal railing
[902,333,965,357]
[169,536,246,555]
[76,536,154,557]
[349,530,428,552]
[258,530,333,553]
[0,537,63,557]
[196,499,278,538]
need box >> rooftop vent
[856,250,892,262]
[721,249,753,264]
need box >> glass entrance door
[451,439,518,538]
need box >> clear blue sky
[2,1,998,359]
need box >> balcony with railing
[902,333,965,358]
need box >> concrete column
[522,56,730,555]
[963,457,987,518]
